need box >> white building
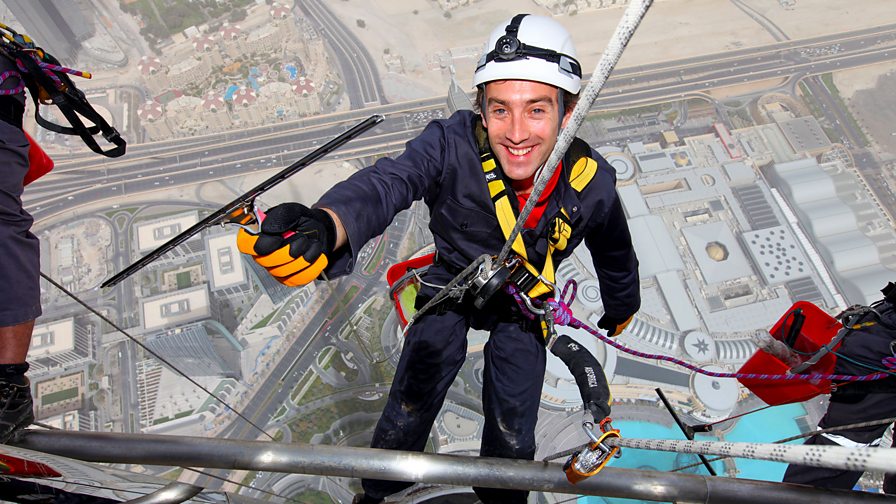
[134,211,200,253]
[141,285,211,332]
[768,157,896,305]
[27,318,92,372]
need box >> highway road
[297,0,385,108]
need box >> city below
[2,0,896,503]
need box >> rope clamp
[563,418,621,484]
[471,255,519,309]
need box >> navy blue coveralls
[0,56,41,329]
[317,110,640,503]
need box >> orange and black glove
[236,203,335,287]
[597,313,634,337]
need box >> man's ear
[560,106,573,130]
[481,112,488,129]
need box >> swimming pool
[578,402,807,504]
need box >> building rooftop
[205,231,247,290]
[137,101,163,121]
[742,226,811,285]
[141,285,210,331]
[292,76,316,96]
[627,214,684,278]
[769,157,896,304]
[682,221,753,284]
[635,151,676,173]
[29,319,75,357]
[777,116,832,154]
[135,211,200,252]
[137,56,162,76]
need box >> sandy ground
[834,61,896,100]
[736,0,896,39]
[839,66,896,159]
[325,0,896,100]
[237,160,360,206]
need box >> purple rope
[508,281,892,383]
[0,69,23,95]
[883,356,896,370]
[0,53,90,96]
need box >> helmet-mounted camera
[473,14,583,94]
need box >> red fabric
[516,161,562,228]
[23,131,54,186]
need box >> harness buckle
[103,128,122,144]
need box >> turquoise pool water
[578,402,807,504]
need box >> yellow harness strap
[476,123,597,300]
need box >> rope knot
[546,298,573,326]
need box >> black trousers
[362,308,546,503]
[783,393,895,493]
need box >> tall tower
[3,0,94,62]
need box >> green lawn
[41,387,79,406]
[251,310,276,330]
[176,271,191,289]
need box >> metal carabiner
[564,420,622,484]
[520,290,545,316]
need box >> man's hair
[475,85,579,117]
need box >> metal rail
[123,482,203,504]
[12,430,895,503]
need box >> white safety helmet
[473,14,582,94]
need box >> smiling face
[480,79,572,189]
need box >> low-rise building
[167,56,212,90]
[138,55,167,95]
[137,100,171,140]
[201,91,232,132]
[230,87,264,127]
[292,76,321,116]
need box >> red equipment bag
[23,130,54,185]
[738,301,843,405]
[386,252,435,328]
[0,453,61,477]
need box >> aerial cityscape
[2,0,896,502]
